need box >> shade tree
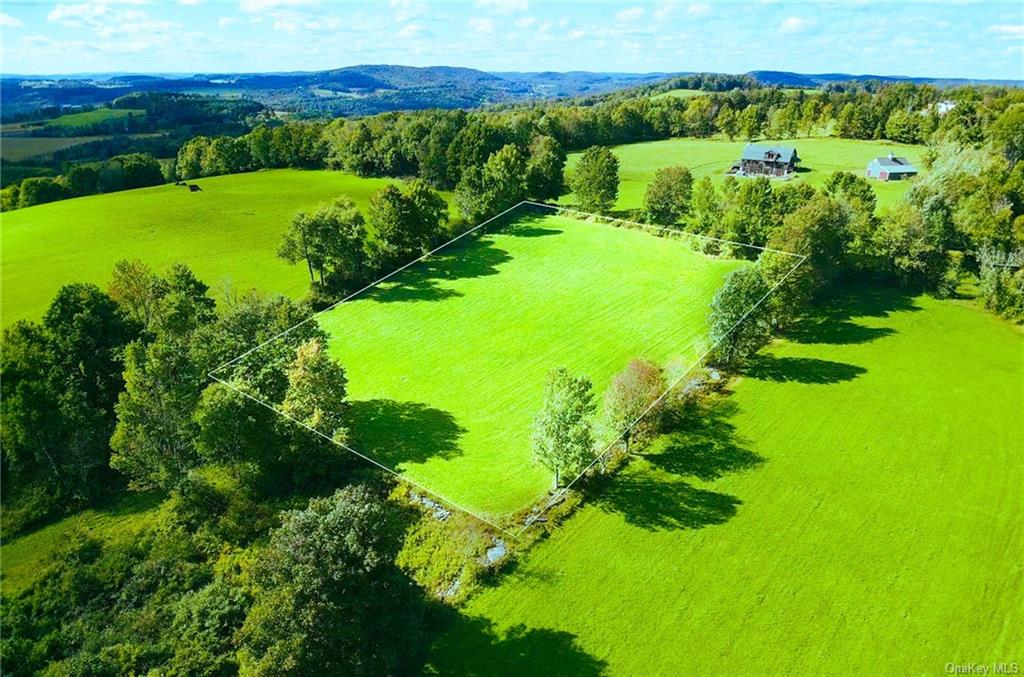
[568,145,619,214]
[531,367,597,489]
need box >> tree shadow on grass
[594,398,760,531]
[783,286,920,345]
[368,238,513,303]
[347,399,466,466]
[653,399,764,482]
[427,614,607,677]
[595,472,742,531]
[741,354,867,384]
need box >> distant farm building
[730,144,799,177]
[866,153,918,181]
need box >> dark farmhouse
[732,144,799,177]
[866,153,918,181]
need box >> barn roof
[740,144,797,163]
[869,155,918,173]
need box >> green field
[1,108,145,133]
[1,170,432,326]
[0,135,109,161]
[0,492,164,598]
[650,89,707,100]
[429,289,1024,674]
[563,137,926,212]
[41,108,145,129]
[311,212,747,518]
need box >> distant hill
[746,70,1023,88]
[0,66,678,118]
[3,65,1020,119]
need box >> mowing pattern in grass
[1,169,434,326]
[429,290,1023,675]
[293,212,746,519]
[561,137,926,213]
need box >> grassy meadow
[0,135,109,162]
[0,492,165,598]
[562,136,926,213]
[429,289,1024,675]
[313,211,747,518]
[1,169,440,326]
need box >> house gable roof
[869,156,918,173]
[740,143,797,163]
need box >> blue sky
[1,1,1022,79]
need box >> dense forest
[2,75,1022,674]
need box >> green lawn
[0,492,164,598]
[562,137,926,213]
[312,211,747,519]
[1,169,435,326]
[428,289,1024,674]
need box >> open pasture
[0,135,110,161]
[294,210,749,519]
[0,169,435,326]
[429,289,1024,675]
[562,137,926,213]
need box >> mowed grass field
[562,137,926,213]
[1,170,434,326]
[314,212,747,518]
[429,289,1024,675]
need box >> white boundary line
[208,200,804,539]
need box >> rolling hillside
[0,170,451,326]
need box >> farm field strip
[216,205,755,523]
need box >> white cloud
[398,23,425,39]
[467,16,495,34]
[1,12,23,27]
[986,24,1024,38]
[389,0,427,23]
[178,0,203,5]
[218,16,240,27]
[239,0,314,13]
[687,3,712,17]
[515,16,536,28]
[616,7,644,22]
[779,16,815,34]
[567,28,584,40]
[474,0,529,14]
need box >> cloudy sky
[1,1,1021,80]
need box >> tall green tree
[531,367,596,489]
[708,266,772,366]
[601,358,666,453]
[643,165,694,226]
[525,135,566,201]
[279,198,367,287]
[238,486,425,676]
[569,146,619,214]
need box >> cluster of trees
[1,260,439,673]
[277,180,448,300]
[175,121,328,179]
[531,358,668,489]
[2,152,165,209]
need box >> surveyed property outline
[209,201,806,538]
